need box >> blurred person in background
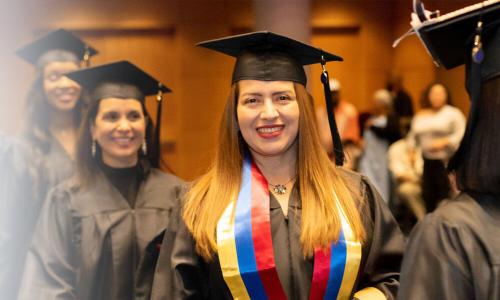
[358,89,400,203]
[0,29,97,300]
[386,72,414,137]
[388,137,425,234]
[407,82,465,212]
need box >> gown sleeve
[17,185,79,300]
[354,175,406,300]
[168,215,209,300]
[0,136,43,299]
[397,215,473,300]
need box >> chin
[53,101,78,111]
[253,145,289,157]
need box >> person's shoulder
[44,176,80,207]
[442,104,465,116]
[336,167,363,192]
[428,193,498,231]
[336,167,374,201]
[148,168,185,186]
[411,194,490,249]
[0,133,33,159]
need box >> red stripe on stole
[250,163,288,300]
[309,247,332,300]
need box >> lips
[256,125,284,138]
[53,90,78,102]
[112,137,135,147]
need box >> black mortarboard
[407,1,500,171]
[16,28,98,67]
[197,31,343,85]
[197,31,346,165]
[66,60,172,168]
[415,1,500,71]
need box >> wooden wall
[0,0,478,180]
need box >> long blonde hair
[183,82,366,260]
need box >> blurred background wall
[0,0,476,180]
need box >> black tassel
[320,54,344,166]
[152,83,164,168]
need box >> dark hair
[23,73,88,154]
[76,96,154,186]
[454,75,500,195]
[420,82,453,108]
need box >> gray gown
[152,168,405,300]
[398,192,500,300]
[0,134,74,300]
[17,163,184,300]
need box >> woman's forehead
[98,98,143,110]
[238,80,295,93]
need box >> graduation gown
[17,165,184,300]
[0,134,74,300]
[398,192,500,300]
[153,168,404,300]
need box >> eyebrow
[240,90,294,97]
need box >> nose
[260,99,279,120]
[116,117,132,132]
[58,76,79,90]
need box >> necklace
[268,176,296,195]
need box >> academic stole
[216,156,362,300]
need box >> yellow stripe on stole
[216,201,251,300]
[334,196,362,300]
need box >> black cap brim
[16,28,98,65]
[65,60,171,96]
[197,31,343,65]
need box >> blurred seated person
[316,78,361,169]
[388,137,425,229]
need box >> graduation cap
[16,28,98,67]
[197,31,346,165]
[415,0,500,70]
[66,60,172,168]
[405,1,500,171]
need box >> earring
[142,139,147,155]
[91,140,96,157]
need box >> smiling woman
[237,80,300,159]
[91,98,147,168]
[152,31,405,300]
[17,61,185,300]
[0,29,97,299]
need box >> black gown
[398,192,500,300]
[17,161,184,300]
[0,134,74,300]
[152,168,405,300]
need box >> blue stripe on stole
[234,158,269,300]
[323,228,347,299]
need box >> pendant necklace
[268,175,296,195]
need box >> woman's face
[237,80,300,159]
[428,84,448,109]
[43,61,81,112]
[91,98,146,168]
